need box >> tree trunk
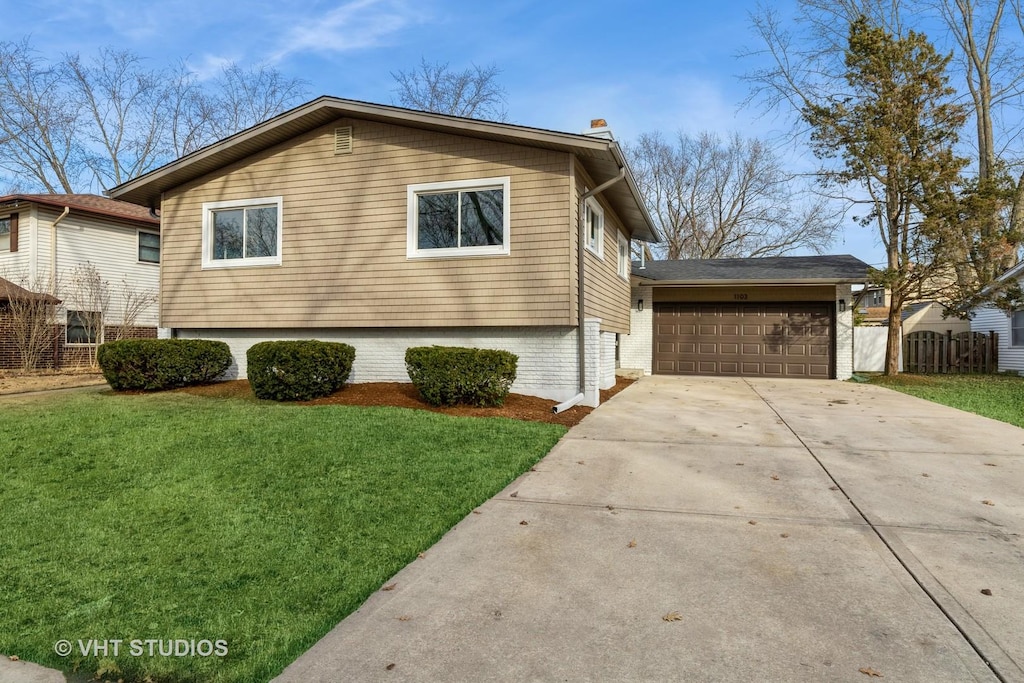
[884,301,903,376]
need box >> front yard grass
[0,391,566,682]
[868,373,1024,428]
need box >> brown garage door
[653,302,833,378]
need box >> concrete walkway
[274,376,1024,683]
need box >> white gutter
[553,166,627,415]
[50,206,70,296]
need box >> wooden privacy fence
[903,331,998,374]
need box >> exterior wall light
[638,299,644,312]
[839,299,847,312]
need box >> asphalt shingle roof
[0,194,158,225]
[632,255,870,282]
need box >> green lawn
[0,391,565,683]
[868,373,1024,428]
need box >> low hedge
[247,340,355,401]
[97,339,232,391]
[405,345,518,407]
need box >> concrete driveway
[274,376,1024,683]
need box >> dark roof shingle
[0,194,158,225]
[632,255,870,282]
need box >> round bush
[247,340,355,401]
[405,345,518,407]
[97,339,232,391]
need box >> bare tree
[65,48,170,189]
[0,38,308,193]
[111,279,158,341]
[1,271,61,371]
[0,39,83,193]
[625,131,841,259]
[67,263,111,366]
[392,59,508,120]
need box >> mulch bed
[179,376,635,428]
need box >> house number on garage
[733,293,749,300]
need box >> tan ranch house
[108,97,660,407]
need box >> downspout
[553,165,627,414]
[51,206,70,296]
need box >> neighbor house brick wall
[178,326,585,403]
[619,286,652,375]
[835,284,854,380]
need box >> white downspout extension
[552,166,627,414]
[51,206,70,296]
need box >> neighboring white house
[969,261,1024,374]
[0,194,160,369]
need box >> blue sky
[6,0,888,266]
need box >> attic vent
[334,126,353,155]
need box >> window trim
[584,197,604,258]
[138,229,160,264]
[407,177,511,259]
[1011,310,1024,348]
[617,231,630,280]
[201,196,283,269]
[0,215,10,252]
[66,310,102,346]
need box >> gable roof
[0,194,159,227]
[0,277,60,304]
[106,96,658,242]
[632,255,870,284]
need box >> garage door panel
[654,302,833,379]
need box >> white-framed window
[66,310,101,345]
[201,197,283,269]
[871,289,883,306]
[1012,310,1024,347]
[407,177,510,259]
[0,216,9,251]
[138,230,160,264]
[617,232,630,279]
[585,197,604,257]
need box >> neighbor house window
[138,231,160,264]
[1012,311,1024,347]
[585,197,604,257]
[201,197,282,268]
[66,310,101,345]
[407,177,510,258]
[617,232,630,279]
[0,217,9,251]
[871,289,883,306]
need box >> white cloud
[188,54,236,81]
[271,0,423,62]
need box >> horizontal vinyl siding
[971,304,1024,373]
[577,163,631,334]
[161,119,574,329]
[30,207,159,327]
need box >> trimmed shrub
[247,340,355,401]
[97,339,232,391]
[405,346,518,407]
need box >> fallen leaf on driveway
[770,474,780,481]
[735,462,745,466]
[984,463,997,467]
[509,491,518,498]
[519,520,529,526]
[627,539,637,548]
[981,589,993,596]
[662,611,683,622]
[982,500,995,506]
[858,667,883,677]
[606,504,615,510]
[577,460,586,465]
[921,473,930,477]
[8,656,18,662]
[385,663,395,670]
[396,615,412,622]
[417,552,426,559]
[829,485,839,491]
[748,520,758,525]
[472,510,482,515]
[381,583,397,591]
[780,533,790,538]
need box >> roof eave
[633,278,865,286]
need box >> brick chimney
[582,118,614,140]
